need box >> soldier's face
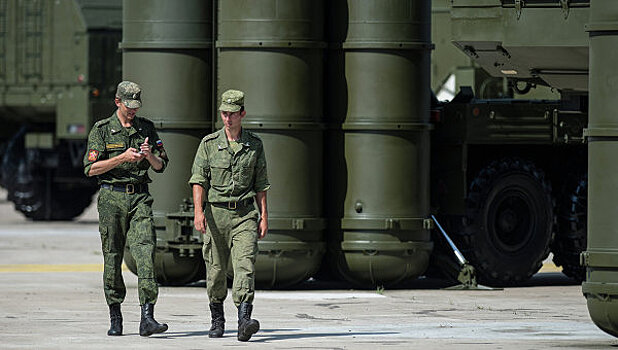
[220,110,245,129]
[115,98,139,121]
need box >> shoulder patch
[87,149,99,161]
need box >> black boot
[237,302,259,342]
[139,303,168,337]
[209,303,225,338]
[107,303,122,336]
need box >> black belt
[210,199,253,210]
[101,183,148,194]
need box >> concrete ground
[0,189,616,349]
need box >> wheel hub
[489,192,533,253]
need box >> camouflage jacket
[189,128,270,203]
[83,112,169,184]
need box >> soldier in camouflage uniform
[84,81,169,337]
[189,89,270,342]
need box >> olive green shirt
[83,112,169,184]
[189,128,270,203]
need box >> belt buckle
[228,201,237,210]
[126,184,135,194]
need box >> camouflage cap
[219,89,244,112]
[115,81,142,109]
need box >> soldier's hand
[122,147,145,163]
[194,211,207,234]
[258,217,268,239]
[139,137,152,158]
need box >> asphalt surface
[0,189,615,349]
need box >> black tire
[462,158,554,286]
[2,129,97,221]
[0,127,26,191]
[9,155,96,221]
[552,174,586,283]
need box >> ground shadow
[157,328,398,342]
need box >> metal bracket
[560,0,570,19]
[423,218,434,230]
[580,251,589,267]
[292,218,305,230]
[515,0,524,20]
[462,45,479,59]
[552,109,559,143]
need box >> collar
[216,128,251,151]
[110,111,139,136]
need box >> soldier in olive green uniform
[190,89,269,342]
[84,81,169,337]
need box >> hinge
[515,0,524,20]
[560,0,570,19]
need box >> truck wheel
[10,156,96,220]
[462,158,554,286]
[552,174,586,283]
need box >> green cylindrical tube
[583,0,618,338]
[328,0,433,286]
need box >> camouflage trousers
[203,202,258,307]
[97,187,158,306]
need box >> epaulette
[136,116,155,126]
[93,118,111,128]
[203,132,220,142]
[246,130,263,141]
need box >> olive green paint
[583,0,618,339]
[326,0,434,286]
[0,0,121,140]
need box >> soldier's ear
[240,110,246,118]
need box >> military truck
[431,0,589,286]
[0,0,121,220]
[445,0,618,340]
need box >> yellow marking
[0,263,129,273]
[539,262,562,273]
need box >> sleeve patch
[156,139,163,148]
[88,149,99,162]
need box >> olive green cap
[219,89,244,112]
[115,81,142,109]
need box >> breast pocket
[210,157,232,187]
[237,151,257,188]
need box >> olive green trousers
[203,202,258,306]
